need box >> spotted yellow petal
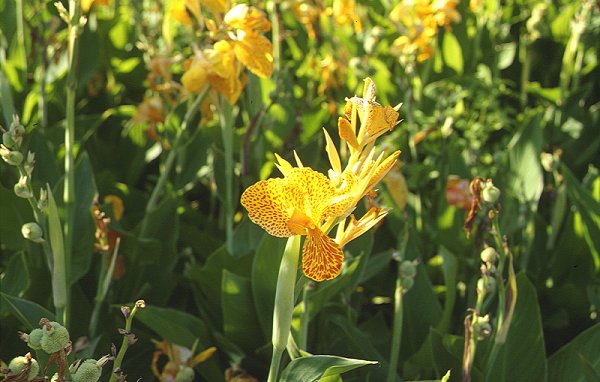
[240,177,294,237]
[234,30,273,79]
[302,228,344,281]
[366,150,401,190]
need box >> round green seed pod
[400,277,414,291]
[41,321,70,354]
[22,222,44,243]
[27,328,44,350]
[399,260,417,279]
[482,185,501,204]
[8,356,39,380]
[175,366,195,382]
[480,247,498,264]
[73,359,102,382]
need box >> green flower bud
[23,151,35,175]
[8,355,39,380]
[0,145,24,165]
[175,366,195,382]
[22,222,45,243]
[27,328,44,350]
[73,359,102,382]
[400,277,414,291]
[540,152,559,172]
[14,176,33,199]
[473,314,492,341]
[477,276,496,295]
[3,131,17,148]
[41,321,70,354]
[399,260,417,279]
[480,247,498,264]
[482,184,500,204]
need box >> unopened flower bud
[400,277,414,291]
[8,355,39,380]
[480,247,498,264]
[399,260,417,279]
[22,222,45,243]
[473,314,492,341]
[73,359,102,382]
[540,152,558,172]
[482,183,500,204]
[477,276,496,295]
[38,188,48,210]
[23,151,35,175]
[14,176,33,199]
[1,145,23,165]
[176,366,195,382]
[3,131,18,148]
[41,321,70,354]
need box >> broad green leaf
[136,305,212,349]
[562,165,600,271]
[70,152,98,286]
[507,112,543,204]
[0,252,29,298]
[442,32,463,75]
[222,270,263,354]
[280,355,377,382]
[548,323,600,382]
[46,185,67,310]
[436,247,458,333]
[1,292,55,330]
[497,42,516,70]
[485,272,547,382]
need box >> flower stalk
[268,236,301,382]
[109,300,145,382]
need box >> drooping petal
[240,178,294,237]
[302,228,344,281]
[234,30,273,78]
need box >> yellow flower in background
[241,78,401,282]
[152,340,216,382]
[180,3,273,104]
[81,0,110,12]
[170,0,202,25]
[291,1,319,40]
[332,0,363,32]
[200,0,227,15]
[390,0,460,63]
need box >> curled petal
[302,228,344,281]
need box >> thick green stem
[386,263,404,382]
[268,236,301,382]
[219,99,235,254]
[62,0,82,328]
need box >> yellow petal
[323,128,341,175]
[274,153,293,176]
[302,228,344,281]
[234,30,273,78]
[225,3,271,32]
[103,195,124,221]
[181,59,208,93]
[208,72,246,105]
[200,0,226,14]
[240,178,294,237]
[338,117,359,151]
[189,346,217,367]
[366,150,401,191]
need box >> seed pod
[27,328,44,350]
[73,359,102,382]
[41,321,70,354]
[22,222,45,243]
[8,355,39,380]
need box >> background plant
[1,0,599,381]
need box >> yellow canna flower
[181,56,209,93]
[224,3,272,33]
[200,0,227,15]
[233,29,274,78]
[170,0,201,25]
[241,78,401,282]
[332,0,363,33]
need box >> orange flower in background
[241,78,401,282]
[446,175,474,210]
[92,195,126,279]
[81,0,110,13]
